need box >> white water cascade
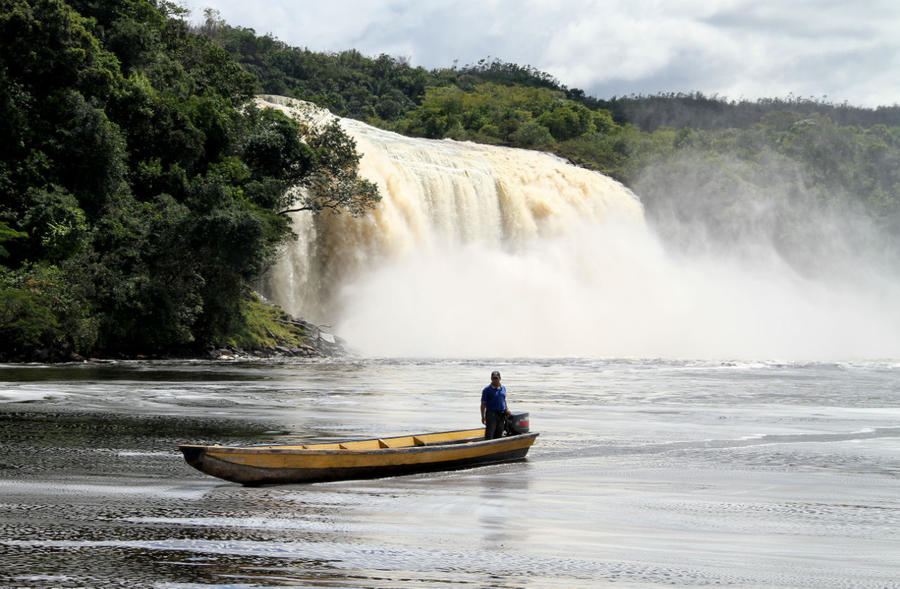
[259,95,900,360]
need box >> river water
[0,358,898,588]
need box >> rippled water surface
[1,358,898,588]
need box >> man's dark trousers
[485,410,506,439]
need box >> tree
[277,120,380,216]
[0,222,27,260]
[0,0,381,360]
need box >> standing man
[481,370,509,439]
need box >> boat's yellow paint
[226,428,484,452]
[180,427,538,485]
[216,440,525,469]
[186,428,509,470]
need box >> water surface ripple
[1,358,898,588]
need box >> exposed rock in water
[206,301,348,361]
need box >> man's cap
[491,370,501,379]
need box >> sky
[177,0,900,108]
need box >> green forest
[3,1,899,361]
[0,0,377,360]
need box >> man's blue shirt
[481,385,507,411]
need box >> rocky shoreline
[4,309,348,364]
[206,317,347,360]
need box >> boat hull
[180,430,539,485]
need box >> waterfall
[258,96,900,360]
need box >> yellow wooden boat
[180,426,539,485]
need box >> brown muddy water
[1,359,898,588]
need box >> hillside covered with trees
[199,12,900,270]
[0,0,377,361]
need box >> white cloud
[179,0,900,106]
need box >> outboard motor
[504,412,530,436]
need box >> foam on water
[256,96,900,361]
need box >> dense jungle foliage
[202,13,900,257]
[0,0,377,361]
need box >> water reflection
[476,466,533,554]
[1,359,898,588]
